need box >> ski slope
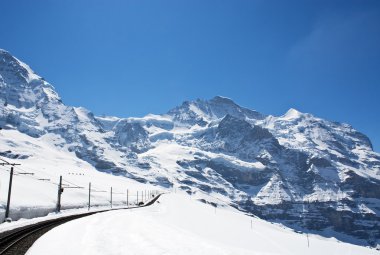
[26,193,378,255]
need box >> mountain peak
[0,49,41,83]
[168,96,265,126]
[0,48,10,55]
[282,108,305,120]
[209,95,235,104]
[0,49,60,109]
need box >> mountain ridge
[1,49,379,247]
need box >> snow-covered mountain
[1,49,379,247]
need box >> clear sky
[0,0,379,151]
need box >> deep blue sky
[0,0,379,151]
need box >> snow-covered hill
[0,49,379,247]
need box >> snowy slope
[0,128,159,221]
[26,193,379,255]
[1,49,379,247]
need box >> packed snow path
[26,193,377,255]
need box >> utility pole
[88,182,91,211]
[127,189,129,207]
[56,176,63,213]
[1,159,24,221]
[110,187,113,208]
[4,167,14,220]
[137,191,139,204]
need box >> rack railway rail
[0,194,162,255]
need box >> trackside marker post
[88,182,91,211]
[110,187,113,208]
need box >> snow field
[27,192,378,255]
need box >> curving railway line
[0,194,162,255]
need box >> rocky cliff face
[1,49,379,246]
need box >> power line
[0,157,159,219]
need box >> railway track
[0,194,162,255]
